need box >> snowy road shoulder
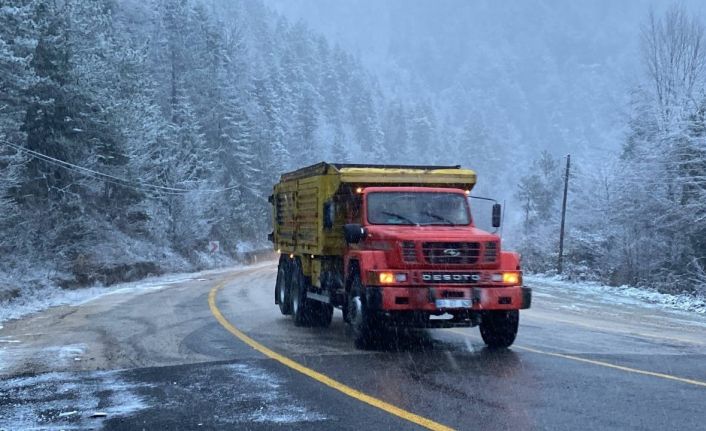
[526,274,706,314]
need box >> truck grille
[422,242,480,264]
[484,241,498,263]
[401,241,417,262]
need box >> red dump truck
[268,163,531,348]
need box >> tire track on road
[209,277,455,431]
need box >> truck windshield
[366,192,471,226]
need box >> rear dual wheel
[290,259,333,327]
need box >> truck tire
[348,273,376,349]
[480,310,519,348]
[290,259,313,327]
[276,256,292,315]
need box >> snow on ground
[0,361,327,430]
[0,262,272,327]
[526,274,706,314]
[0,369,151,430]
[227,363,327,424]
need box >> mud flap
[521,287,532,309]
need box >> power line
[2,140,241,195]
[5,142,189,195]
[4,140,190,193]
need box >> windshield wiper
[421,210,455,225]
[380,211,416,225]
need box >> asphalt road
[1,262,705,430]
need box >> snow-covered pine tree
[514,150,563,272]
[0,0,35,227]
[609,4,706,292]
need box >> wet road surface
[1,262,705,430]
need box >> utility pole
[558,154,570,274]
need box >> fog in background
[266,1,695,188]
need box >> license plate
[435,299,471,309]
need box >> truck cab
[270,163,531,349]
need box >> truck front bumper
[366,285,532,312]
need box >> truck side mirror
[492,203,502,228]
[323,200,335,230]
[343,223,366,244]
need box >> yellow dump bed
[270,162,477,257]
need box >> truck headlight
[379,272,395,283]
[502,272,520,285]
[491,272,521,285]
[378,272,407,284]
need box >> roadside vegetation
[516,6,706,297]
[1,1,704,300]
[0,0,428,293]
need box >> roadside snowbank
[526,274,706,314]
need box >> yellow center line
[447,328,706,388]
[208,280,455,431]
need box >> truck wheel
[290,260,312,327]
[276,256,291,315]
[348,274,375,349]
[479,310,519,348]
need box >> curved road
[1,262,705,430]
